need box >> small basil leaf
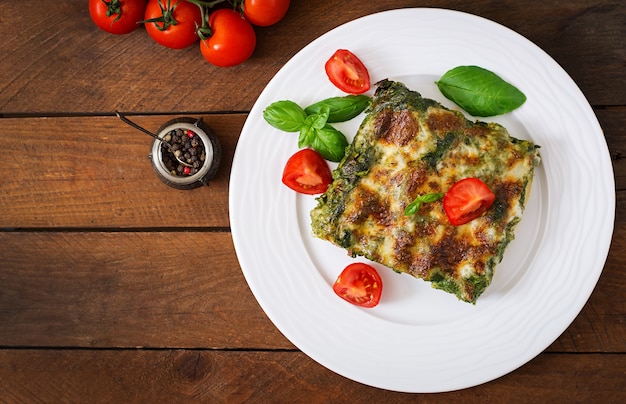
[305,109,329,130]
[299,110,329,148]
[305,95,371,123]
[404,200,422,216]
[435,66,526,117]
[263,100,308,132]
[311,125,348,162]
[298,125,315,148]
[419,192,445,203]
[404,192,444,216]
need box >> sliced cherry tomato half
[324,49,370,94]
[443,177,496,226]
[281,149,332,194]
[333,263,383,308]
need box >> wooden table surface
[1,0,624,401]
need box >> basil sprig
[263,95,370,162]
[435,66,526,117]
[404,192,444,216]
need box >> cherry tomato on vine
[281,149,332,195]
[200,8,256,67]
[443,178,496,226]
[242,0,290,27]
[144,0,202,49]
[333,263,383,308]
[89,0,147,35]
[325,49,370,94]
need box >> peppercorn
[160,128,206,176]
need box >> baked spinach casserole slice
[310,79,541,303]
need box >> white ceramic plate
[229,9,614,393]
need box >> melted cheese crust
[310,80,540,303]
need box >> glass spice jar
[149,117,221,190]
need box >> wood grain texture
[0,350,624,402]
[0,0,624,399]
[0,227,623,352]
[0,114,242,228]
[0,110,622,229]
[0,232,289,349]
[600,108,626,190]
[0,1,624,114]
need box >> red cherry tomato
[89,0,147,35]
[443,178,496,226]
[324,49,370,94]
[281,149,332,195]
[144,0,202,49]
[333,263,383,308]
[200,9,256,67]
[242,0,290,27]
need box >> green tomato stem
[102,0,123,22]
[185,0,229,39]
[138,0,180,32]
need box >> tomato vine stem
[140,0,180,32]
[187,0,248,38]
[188,0,229,7]
[101,0,123,22]
[191,0,231,40]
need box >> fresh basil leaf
[263,100,308,132]
[404,200,422,216]
[419,192,445,203]
[311,125,348,162]
[298,110,330,148]
[306,109,329,130]
[298,125,315,148]
[435,66,526,117]
[404,192,444,216]
[305,95,371,123]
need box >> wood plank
[1,110,623,229]
[1,1,623,114]
[0,350,624,402]
[0,114,243,228]
[493,1,626,107]
[600,108,626,190]
[0,229,624,352]
[0,1,622,400]
[0,232,289,349]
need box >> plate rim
[229,7,615,393]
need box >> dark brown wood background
[1,0,624,402]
